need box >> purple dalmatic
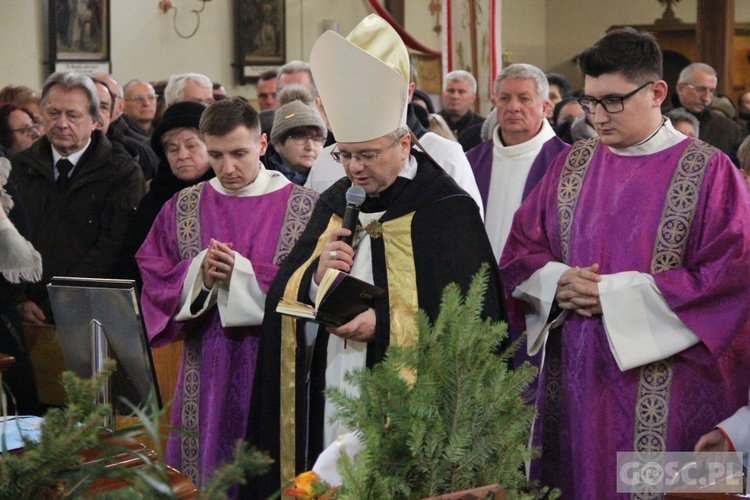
[137,178,316,489]
[500,138,750,498]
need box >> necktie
[56,159,73,193]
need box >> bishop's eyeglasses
[331,134,403,164]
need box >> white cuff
[174,249,218,321]
[0,225,43,283]
[717,406,750,456]
[216,253,266,327]
[599,271,699,371]
[512,261,571,356]
[309,279,320,303]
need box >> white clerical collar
[492,119,556,158]
[51,137,91,167]
[397,155,418,180]
[608,117,686,156]
[209,164,291,196]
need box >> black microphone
[339,185,366,246]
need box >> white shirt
[51,138,91,179]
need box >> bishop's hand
[314,228,355,285]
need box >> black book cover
[276,269,384,327]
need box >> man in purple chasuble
[499,28,750,498]
[136,98,317,490]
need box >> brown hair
[200,98,260,137]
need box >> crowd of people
[1,13,749,499]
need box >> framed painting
[49,0,111,74]
[235,0,286,83]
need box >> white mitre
[310,14,410,143]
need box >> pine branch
[327,265,546,498]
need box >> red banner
[365,0,441,57]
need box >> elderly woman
[0,103,40,155]
[264,86,327,185]
[121,101,214,280]
[666,108,700,138]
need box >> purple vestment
[137,179,316,489]
[466,135,567,218]
[500,138,750,498]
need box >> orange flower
[283,471,320,499]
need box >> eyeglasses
[125,94,157,103]
[684,83,716,97]
[10,123,39,137]
[578,81,654,114]
[289,134,326,146]
[331,135,404,164]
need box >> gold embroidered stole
[555,139,715,499]
[277,211,419,484]
[175,183,204,486]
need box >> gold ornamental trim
[279,215,340,485]
[274,185,319,266]
[176,183,204,261]
[381,213,418,349]
[630,140,714,499]
[175,182,205,486]
[557,137,599,264]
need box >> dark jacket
[9,131,145,318]
[439,109,485,141]
[263,148,309,186]
[108,118,159,181]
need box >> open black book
[276,268,385,327]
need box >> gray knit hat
[270,100,327,146]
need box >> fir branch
[327,265,544,498]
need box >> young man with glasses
[500,27,750,498]
[674,62,743,158]
[244,15,503,499]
